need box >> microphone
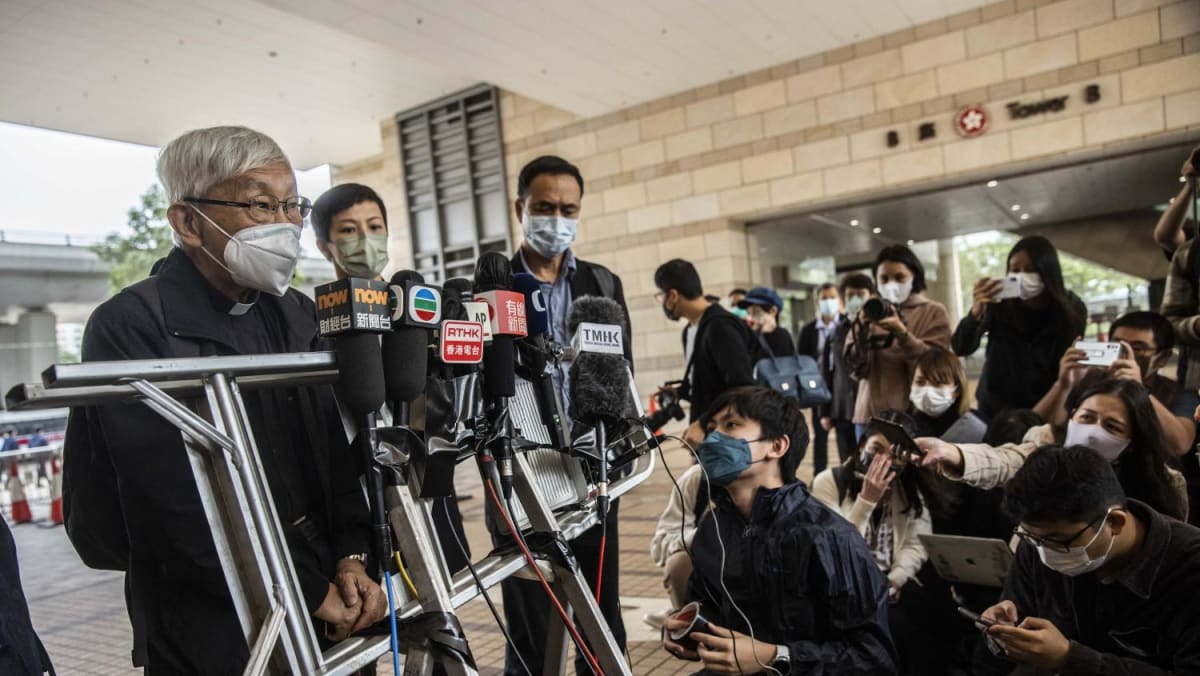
[315,277,392,579]
[512,272,567,450]
[567,296,630,518]
[383,271,439,421]
[473,252,526,498]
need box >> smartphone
[956,606,998,628]
[1075,340,1122,367]
[868,416,924,461]
[994,274,1021,300]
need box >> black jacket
[686,481,898,674]
[1003,500,1200,675]
[819,318,856,421]
[0,519,53,676]
[952,294,1086,420]
[750,327,795,363]
[63,248,371,673]
[686,304,755,422]
[510,251,633,367]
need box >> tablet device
[918,534,1013,587]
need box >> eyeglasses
[183,194,312,223]
[1013,508,1112,554]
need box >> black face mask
[662,293,679,322]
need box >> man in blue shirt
[505,155,633,676]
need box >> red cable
[484,477,605,676]
[594,533,606,604]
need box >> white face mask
[844,295,866,318]
[1064,420,1130,463]
[879,279,913,305]
[1035,508,1116,577]
[818,298,840,319]
[909,385,958,417]
[1018,272,1045,300]
[523,211,578,258]
[189,206,302,297]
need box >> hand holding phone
[957,606,998,629]
[1074,340,1122,367]
[994,275,1022,300]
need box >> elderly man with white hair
[62,126,386,673]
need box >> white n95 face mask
[1035,508,1116,577]
[190,205,302,297]
[1064,421,1130,463]
[1018,273,1045,300]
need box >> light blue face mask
[696,430,766,485]
[523,212,578,258]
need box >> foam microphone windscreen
[442,278,473,321]
[473,251,512,293]
[512,272,550,337]
[382,270,429,404]
[335,331,386,417]
[569,352,628,426]
[567,295,626,339]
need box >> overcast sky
[0,122,330,255]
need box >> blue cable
[385,569,400,676]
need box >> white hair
[157,125,289,204]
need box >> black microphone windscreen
[482,339,517,398]
[384,269,430,403]
[335,332,385,417]
[442,278,473,321]
[569,353,628,425]
[567,296,625,338]
[473,251,512,292]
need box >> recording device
[512,272,568,451]
[644,380,687,432]
[474,253,525,498]
[994,274,1022,301]
[667,601,712,652]
[956,606,999,629]
[567,296,630,517]
[382,271,439,421]
[861,297,894,322]
[1075,340,1122,367]
[316,277,394,579]
[870,415,924,460]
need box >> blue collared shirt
[520,248,577,416]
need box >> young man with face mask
[823,274,875,466]
[502,155,633,676]
[311,183,390,280]
[979,445,1200,675]
[1033,310,1197,459]
[62,127,383,673]
[799,282,843,474]
[654,258,755,448]
[662,386,897,674]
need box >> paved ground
[5,424,823,675]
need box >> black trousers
[496,502,626,676]
[811,417,856,475]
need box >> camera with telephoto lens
[644,380,687,431]
[861,297,894,322]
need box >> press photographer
[845,245,951,439]
[654,258,755,447]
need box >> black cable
[439,499,534,676]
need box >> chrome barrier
[5,351,656,675]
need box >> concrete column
[0,310,58,396]
[928,238,963,326]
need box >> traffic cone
[6,462,32,524]
[48,456,63,525]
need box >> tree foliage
[91,184,174,294]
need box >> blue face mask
[697,430,766,485]
[523,212,578,258]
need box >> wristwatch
[771,644,792,674]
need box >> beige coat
[846,293,952,424]
[951,424,1189,517]
[811,468,931,588]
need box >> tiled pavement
[8,424,822,675]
